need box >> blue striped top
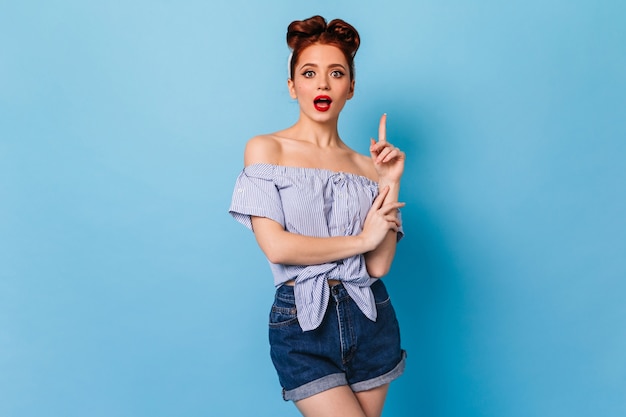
[229,163,403,331]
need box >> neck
[288,115,342,148]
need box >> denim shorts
[268,279,406,402]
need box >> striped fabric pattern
[229,163,403,332]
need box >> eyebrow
[298,63,348,71]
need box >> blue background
[2,1,625,416]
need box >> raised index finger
[378,113,387,143]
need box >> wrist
[356,233,376,253]
[378,179,400,189]
[378,181,400,201]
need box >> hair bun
[286,15,326,50]
[287,15,360,56]
[326,19,359,56]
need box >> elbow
[254,229,289,264]
[260,241,292,265]
[365,254,394,278]
[265,251,285,265]
[261,245,285,264]
[367,264,391,278]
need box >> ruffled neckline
[244,163,378,186]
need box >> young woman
[229,15,406,417]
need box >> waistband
[282,279,342,287]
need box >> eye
[331,70,345,78]
[302,70,315,78]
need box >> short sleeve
[396,209,405,242]
[228,165,285,231]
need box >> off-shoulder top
[228,163,403,331]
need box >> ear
[347,79,355,100]
[288,78,297,99]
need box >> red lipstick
[313,95,332,112]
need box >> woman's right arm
[251,187,402,265]
[251,217,371,265]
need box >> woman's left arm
[364,114,406,278]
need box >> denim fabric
[268,279,406,402]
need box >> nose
[317,75,330,90]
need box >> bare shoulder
[244,134,282,166]
[352,151,378,182]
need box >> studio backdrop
[1,1,625,416]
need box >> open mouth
[313,95,332,112]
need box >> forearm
[364,180,401,277]
[252,217,374,265]
[364,230,398,277]
[378,179,400,204]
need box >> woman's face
[288,44,355,122]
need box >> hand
[360,186,405,251]
[370,113,405,184]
